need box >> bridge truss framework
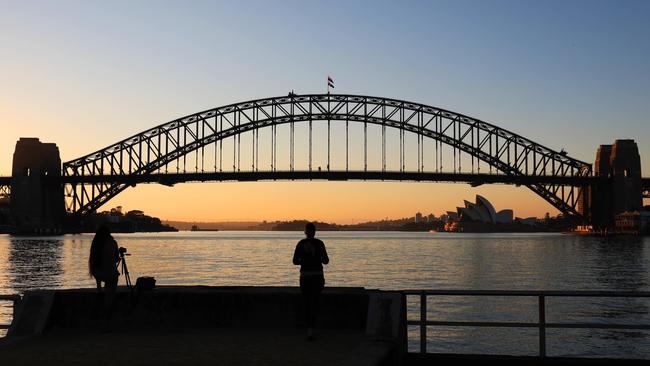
[61,94,593,219]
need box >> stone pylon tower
[10,138,65,234]
[588,139,642,228]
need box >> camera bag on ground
[136,276,156,291]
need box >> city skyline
[1,1,649,223]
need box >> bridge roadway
[0,172,649,185]
[1,173,649,195]
[61,171,603,186]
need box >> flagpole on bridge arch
[326,75,334,171]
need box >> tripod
[119,251,133,290]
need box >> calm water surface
[1,231,649,358]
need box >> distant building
[456,195,513,224]
[427,214,436,222]
[516,217,538,226]
[414,212,423,223]
[615,211,650,234]
[445,211,458,220]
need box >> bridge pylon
[583,139,643,229]
[10,138,65,234]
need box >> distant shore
[163,219,568,233]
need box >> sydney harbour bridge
[0,93,648,232]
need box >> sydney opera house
[444,195,514,231]
[457,195,513,224]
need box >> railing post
[538,295,546,358]
[420,292,427,354]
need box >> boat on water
[190,225,219,232]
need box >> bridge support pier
[10,138,65,234]
[585,139,642,229]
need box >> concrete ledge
[44,286,371,330]
[4,286,406,365]
[7,291,53,338]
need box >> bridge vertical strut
[237,112,241,172]
[309,102,312,172]
[364,101,368,172]
[453,119,457,173]
[346,100,349,172]
[219,114,223,172]
[327,95,331,171]
[290,99,295,172]
[382,101,386,173]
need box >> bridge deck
[60,171,600,186]
[1,174,648,198]
[2,174,647,186]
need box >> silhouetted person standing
[293,222,329,340]
[89,225,120,330]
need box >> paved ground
[0,328,367,366]
[4,330,649,366]
[407,354,650,365]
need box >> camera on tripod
[117,246,156,292]
[118,246,130,257]
[118,246,133,289]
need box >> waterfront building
[441,195,519,232]
[414,212,423,223]
[615,211,650,234]
[456,195,513,224]
[445,211,458,220]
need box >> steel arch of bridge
[63,94,592,217]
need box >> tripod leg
[121,259,132,290]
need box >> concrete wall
[9,287,404,336]
[44,286,372,330]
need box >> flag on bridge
[327,76,334,92]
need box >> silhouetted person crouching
[293,222,329,340]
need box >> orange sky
[104,180,562,224]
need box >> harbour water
[1,231,649,358]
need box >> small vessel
[191,225,218,232]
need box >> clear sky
[1,0,648,223]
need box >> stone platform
[1,286,406,365]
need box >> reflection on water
[0,232,649,358]
[8,237,64,293]
[591,236,646,291]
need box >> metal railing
[403,290,650,358]
[0,294,21,331]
